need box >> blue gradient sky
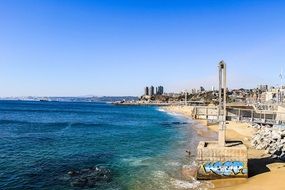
[1,0,285,96]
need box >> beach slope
[162,106,285,190]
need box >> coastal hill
[0,96,139,103]
[136,88,264,106]
[139,91,220,105]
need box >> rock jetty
[251,124,285,160]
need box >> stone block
[196,141,248,180]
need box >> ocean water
[0,101,212,190]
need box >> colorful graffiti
[203,161,248,176]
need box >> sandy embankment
[162,105,285,190]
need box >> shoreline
[161,105,285,190]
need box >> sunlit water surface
[0,101,214,189]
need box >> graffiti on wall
[203,161,247,176]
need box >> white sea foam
[151,169,214,190]
[172,179,201,189]
[167,112,181,117]
[150,171,174,189]
[157,108,166,112]
[166,161,181,167]
[122,157,151,166]
[157,107,190,121]
[157,107,181,116]
[152,170,168,178]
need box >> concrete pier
[196,141,248,180]
[195,61,248,180]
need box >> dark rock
[81,168,91,173]
[67,170,78,176]
[67,166,112,188]
[71,178,88,187]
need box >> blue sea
[0,101,214,190]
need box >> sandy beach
[163,105,285,190]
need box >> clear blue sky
[1,0,285,97]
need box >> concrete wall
[196,141,248,180]
[192,106,281,125]
[276,106,285,121]
[194,106,218,120]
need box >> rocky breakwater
[65,166,112,188]
[251,124,285,160]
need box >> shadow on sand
[248,157,284,177]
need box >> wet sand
[162,105,285,190]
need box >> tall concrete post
[196,61,248,180]
[185,90,187,106]
[218,61,227,147]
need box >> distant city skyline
[1,0,285,97]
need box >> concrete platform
[196,141,248,180]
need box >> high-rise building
[258,85,268,91]
[149,86,154,96]
[144,87,149,96]
[191,88,197,94]
[156,86,164,95]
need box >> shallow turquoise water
[0,101,211,190]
